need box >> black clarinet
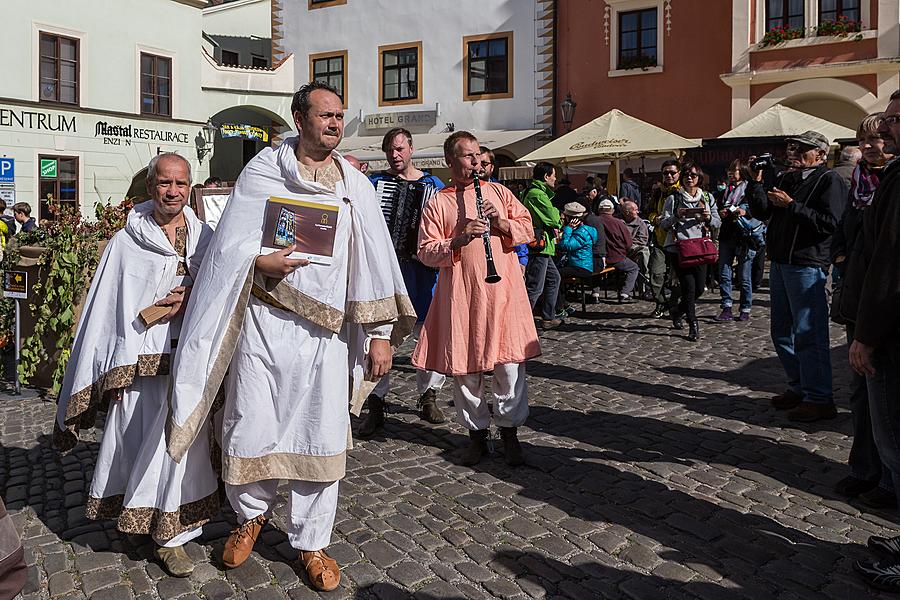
[472,175,502,284]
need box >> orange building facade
[555,0,899,141]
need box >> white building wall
[278,0,541,138]
[203,0,272,39]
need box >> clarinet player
[412,132,541,467]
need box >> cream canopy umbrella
[518,109,701,194]
[718,104,855,143]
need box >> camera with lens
[751,153,776,171]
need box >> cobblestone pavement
[2,286,897,599]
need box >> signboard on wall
[220,123,269,143]
[40,159,57,178]
[364,110,437,131]
[0,158,13,183]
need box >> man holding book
[165,81,415,592]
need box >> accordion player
[375,179,439,261]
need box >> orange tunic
[411,181,541,375]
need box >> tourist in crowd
[621,199,650,299]
[597,198,640,304]
[716,159,764,322]
[553,177,577,210]
[846,90,900,591]
[523,162,564,329]
[556,201,599,312]
[832,145,862,187]
[831,113,896,509]
[659,162,721,342]
[619,168,642,211]
[648,160,681,318]
[749,130,847,423]
[202,176,222,188]
[12,202,36,233]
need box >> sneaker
[869,535,900,561]
[651,306,666,319]
[590,292,601,303]
[854,558,900,593]
[735,311,750,322]
[786,402,837,422]
[618,295,637,304]
[715,307,734,321]
[771,389,803,410]
[834,475,879,498]
[859,487,898,509]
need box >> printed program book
[261,196,339,265]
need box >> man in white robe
[165,82,415,592]
[55,153,217,577]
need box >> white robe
[166,137,416,485]
[54,201,218,541]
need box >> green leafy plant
[816,15,862,37]
[760,25,805,47]
[11,198,132,392]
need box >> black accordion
[375,179,438,260]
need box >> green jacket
[522,179,562,256]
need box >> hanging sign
[220,123,269,143]
[3,271,28,299]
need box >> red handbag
[675,193,718,267]
[676,236,718,267]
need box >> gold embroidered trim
[254,272,344,333]
[85,491,219,541]
[222,451,346,485]
[167,266,255,463]
[346,294,417,347]
[297,160,343,193]
[174,225,188,276]
[55,354,170,453]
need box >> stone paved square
[1,287,895,598]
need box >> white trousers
[452,363,529,431]
[373,322,446,397]
[226,480,339,551]
[158,526,202,548]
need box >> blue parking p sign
[0,158,13,184]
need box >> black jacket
[748,165,847,268]
[840,159,900,347]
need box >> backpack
[736,215,766,251]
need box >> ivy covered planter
[1,200,131,392]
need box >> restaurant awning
[337,129,544,164]
[518,109,701,165]
[718,104,855,143]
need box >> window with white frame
[607,0,664,75]
[766,0,805,31]
[818,0,860,24]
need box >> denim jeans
[525,255,561,320]
[718,239,755,312]
[846,326,893,489]
[399,259,438,323]
[866,338,900,503]
[769,261,833,405]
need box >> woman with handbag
[716,159,765,322]
[659,162,721,341]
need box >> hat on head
[786,130,830,152]
[563,202,587,217]
[597,199,615,211]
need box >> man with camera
[748,130,848,423]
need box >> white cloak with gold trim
[166,137,416,485]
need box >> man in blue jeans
[845,90,900,590]
[748,130,847,422]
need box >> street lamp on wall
[560,93,577,133]
[197,119,217,162]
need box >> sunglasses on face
[786,142,816,152]
[684,172,699,179]
[480,161,493,167]
[662,170,679,177]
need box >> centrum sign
[570,138,630,151]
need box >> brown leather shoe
[222,514,266,569]
[417,389,446,424]
[787,402,837,423]
[771,389,803,410]
[300,549,341,592]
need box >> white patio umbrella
[718,104,855,143]
[518,109,700,193]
